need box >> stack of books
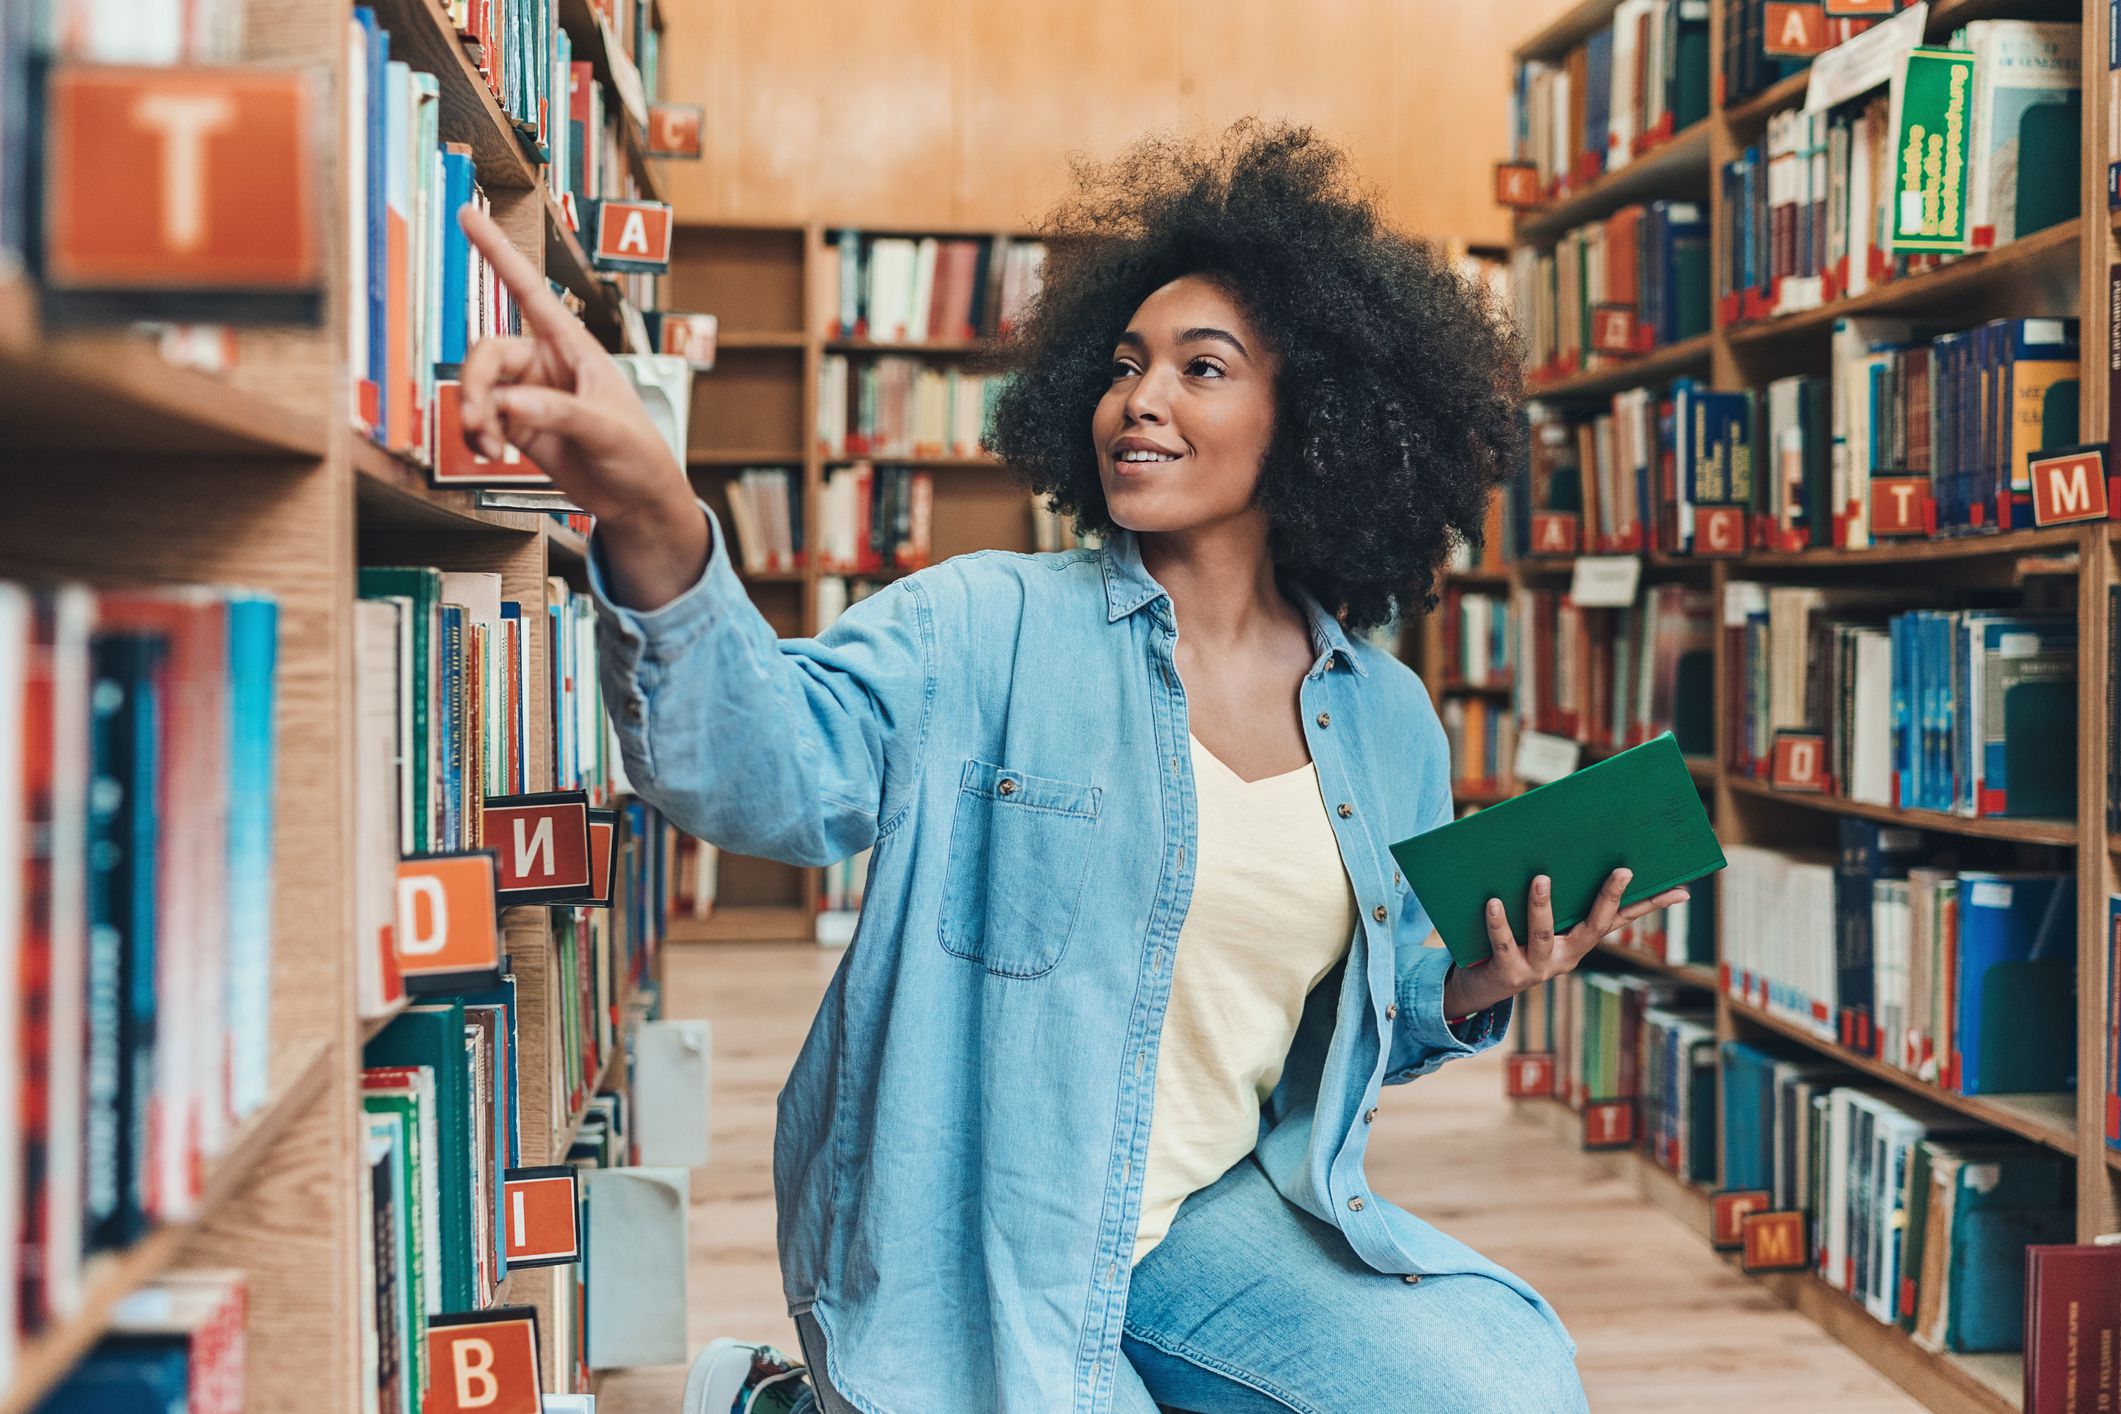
[824,232,1046,342]
[1510,583,1714,757]
[816,355,1002,459]
[1508,1,1710,201]
[1514,201,1710,383]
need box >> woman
[457,122,1685,1414]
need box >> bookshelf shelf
[547,522,589,563]
[1725,775,2077,846]
[1513,119,1713,246]
[1720,70,1810,130]
[716,331,809,349]
[737,567,809,584]
[1727,996,2077,1156]
[351,437,548,535]
[1740,523,2090,568]
[1684,756,1715,785]
[0,282,325,459]
[1440,678,1513,697]
[1526,330,1715,400]
[689,449,806,466]
[1439,568,1512,590]
[1513,0,1632,65]
[1593,940,1717,990]
[0,1039,331,1414]
[824,337,993,355]
[1723,219,2081,347]
[556,0,662,204]
[823,453,999,470]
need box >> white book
[908,237,939,343]
[354,600,403,1021]
[1848,628,1894,805]
[1961,21,2080,249]
[1608,1,1651,170]
[585,1168,690,1368]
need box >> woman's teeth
[1117,450,1178,462]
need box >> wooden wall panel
[656,0,1577,242]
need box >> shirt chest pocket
[938,758,1102,979]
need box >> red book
[2025,1245,2121,1413]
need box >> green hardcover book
[1390,733,1726,970]
[359,567,443,853]
[366,1002,472,1312]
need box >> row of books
[815,355,1002,460]
[347,10,524,458]
[1723,585,2076,820]
[446,0,561,160]
[1722,1036,2072,1356]
[1442,697,1515,800]
[718,465,940,581]
[1513,969,1719,1183]
[1510,584,1714,758]
[1721,23,2080,325]
[824,232,1046,343]
[1514,201,1710,384]
[1511,387,1742,557]
[556,55,663,316]
[32,1269,247,1414]
[1436,588,1510,688]
[2,584,278,1391]
[1717,0,1889,108]
[1722,828,2073,1096]
[1507,1,1709,201]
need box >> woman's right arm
[455,207,932,864]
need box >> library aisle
[593,943,1922,1414]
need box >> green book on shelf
[1390,733,1727,970]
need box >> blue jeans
[796,1153,1588,1413]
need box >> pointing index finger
[458,203,594,352]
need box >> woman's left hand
[1440,869,1691,1022]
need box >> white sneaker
[682,1337,812,1414]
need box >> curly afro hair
[985,119,1523,632]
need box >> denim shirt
[588,507,1568,1412]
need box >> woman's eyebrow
[1177,326,1249,357]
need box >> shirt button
[1177,845,1186,870]
[1403,1274,1422,1285]
[1363,1107,1378,1124]
[1348,1196,1366,1212]
[997,779,1017,797]
[1316,711,1331,727]
[1385,1002,1399,1021]
[1393,868,1402,886]
[1372,904,1388,924]
[1337,802,1352,819]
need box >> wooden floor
[598,942,1924,1414]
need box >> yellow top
[1131,734,1359,1264]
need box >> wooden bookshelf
[1513,118,1714,246]
[1526,329,1716,400]
[0,2,681,1410]
[666,221,1065,946]
[1461,6,2121,1410]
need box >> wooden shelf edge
[714,331,808,350]
[0,280,326,461]
[1724,995,2076,1156]
[1,1039,334,1414]
[1594,940,1718,990]
[688,450,806,467]
[1511,120,1713,246]
[1724,775,2076,845]
[1525,330,1714,400]
[823,338,995,355]
[1720,70,1811,129]
[351,438,548,536]
[1724,219,2081,346]
[545,522,588,564]
[819,454,999,470]
[1738,523,2090,567]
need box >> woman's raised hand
[456,204,708,608]
[1441,869,1691,1020]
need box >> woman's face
[1090,275,1279,534]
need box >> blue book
[355,10,390,426]
[1583,27,1613,182]
[438,603,464,849]
[459,977,522,1169]
[224,594,279,1119]
[437,148,476,369]
[1954,873,2074,1095]
[39,1346,191,1414]
[1937,1145,2073,1352]
[83,633,165,1253]
[1835,819,1924,1055]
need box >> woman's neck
[1135,515,1301,649]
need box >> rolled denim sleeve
[587,500,934,866]
[1382,690,1511,1085]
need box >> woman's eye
[1110,359,1140,379]
[1187,358,1226,379]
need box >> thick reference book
[1391,733,1726,970]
